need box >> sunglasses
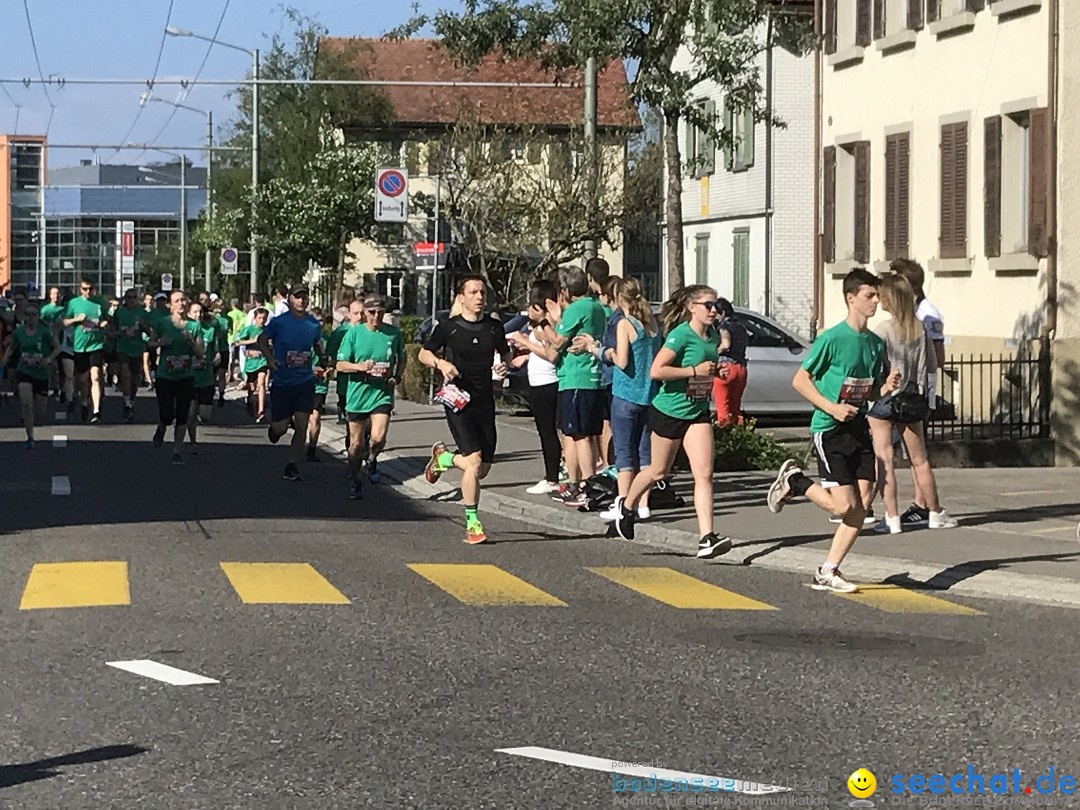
[694,300,719,311]
[80,286,92,292]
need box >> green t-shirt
[227,308,246,342]
[147,308,170,336]
[214,315,230,352]
[313,344,330,395]
[154,317,201,381]
[113,306,147,357]
[12,324,56,380]
[801,320,886,433]
[651,321,719,421]
[64,296,108,353]
[40,302,65,329]
[237,323,267,373]
[555,296,607,391]
[325,323,351,396]
[192,319,220,388]
[337,324,403,414]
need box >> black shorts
[600,385,612,422]
[649,405,711,440]
[104,349,119,364]
[313,392,327,414]
[445,397,497,463]
[156,377,195,427]
[194,385,216,406]
[15,373,49,396]
[118,353,144,375]
[270,379,316,422]
[347,403,392,421]
[558,388,605,438]
[813,419,876,488]
[74,350,104,373]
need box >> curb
[317,422,1080,611]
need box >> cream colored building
[820,0,1050,353]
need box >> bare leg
[347,419,368,477]
[288,411,308,463]
[682,422,715,537]
[368,412,390,460]
[454,451,484,507]
[868,416,899,517]
[18,382,35,440]
[901,422,943,512]
[624,434,681,510]
[88,366,103,414]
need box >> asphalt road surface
[1,392,1077,808]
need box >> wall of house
[821,1,1049,348]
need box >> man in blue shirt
[255,282,325,481]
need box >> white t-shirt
[917,298,944,400]
[526,328,557,387]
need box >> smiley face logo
[848,768,877,798]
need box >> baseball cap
[154,292,168,300]
[288,282,310,296]
[209,293,220,301]
[363,293,388,310]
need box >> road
[1,392,1078,808]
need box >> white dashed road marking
[106,660,218,686]
[53,435,67,448]
[50,476,71,496]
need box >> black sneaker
[268,426,282,445]
[171,452,184,465]
[283,462,302,482]
[153,426,166,448]
[350,478,364,500]
[613,496,636,541]
[900,503,930,526]
[89,412,101,425]
[124,405,135,423]
[306,446,319,462]
[696,533,733,560]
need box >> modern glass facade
[6,139,45,294]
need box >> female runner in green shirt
[2,304,60,447]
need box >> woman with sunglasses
[3,305,60,448]
[612,285,732,559]
[147,290,204,465]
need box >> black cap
[363,293,389,310]
[288,282,310,297]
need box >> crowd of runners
[0,256,962,593]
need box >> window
[724,100,755,172]
[875,0,920,37]
[738,312,797,348]
[823,140,871,264]
[732,230,750,308]
[374,270,404,302]
[927,0,986,23]
[694,234,710,285]
[884,132,911,260]
[984,108,1048,258]
[684,100,716,179]
[939,121,969,259]
[824,0,872,54]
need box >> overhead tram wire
[21,0,56,136]
[0,82,21,132]
[138,0,233,164]
[108,0,177,163]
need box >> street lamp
[166,25,260,297]
[138,152,188,289]
[141,93,214,290]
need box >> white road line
[52,435,67,448]
[54,411,67,421]
[106,660,218,686]
[1000,490,1065,497]
[1031,526,1077,535]
[495,746,790,796]
[50,476,71,496]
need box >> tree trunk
[335,228,348,296]
[663,109,685,296]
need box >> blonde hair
[614,277,657,335]
[660,284,715,335]
[879,273,922,343]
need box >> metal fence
[926,347,1050,442]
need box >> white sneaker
[526,480,559,495]
[811,567,859,593]
[830,510,879,526]
[767,459,801,513]
[637,506,651,520]
[873,515,902,534]
[929,509,958,529]
[598,504,620,521]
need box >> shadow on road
[0,744,146,790]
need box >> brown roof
[319,37,641,131]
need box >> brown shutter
[857,0,872,46]
[854,141,871,264]
[1029,107,1049,257]
[966,0,985,10]
[940,124,956,258]
[940,122,968,260]
[825,0,837,54]
[886,137,898,260]
[898,132,910,259]
[927,0,940,23]
[874,0,886,39]
[984,115,1002,258]
[823,146,837,264]
[909,0,924,29]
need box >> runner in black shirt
[419,275,509,544]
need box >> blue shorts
[270,379,316,422]
[558,388,605,438]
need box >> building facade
[670,22,816,338]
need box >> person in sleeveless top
[712,298,749,427]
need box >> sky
[1,0,456,170]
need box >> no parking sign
[374,167,408,223]
[220,247,238,275]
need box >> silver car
[733,308,814,418]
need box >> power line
[107,0,177,163]
[21,0,56,135]
[0,81,21,132]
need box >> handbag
[889,383,930,424]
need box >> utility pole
[250,48,260,297]
[205,110,213,292]
[179,157,187,291]
[583,55,598,260]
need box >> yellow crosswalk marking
[220,563,350,604]
[588,567,777,610]
[827,583,984,615]
[408,564,566,606]
[20,561,130,609]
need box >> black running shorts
[813,418,876,488]
[445,397,497,463]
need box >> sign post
[161,273,173,292]
[374,167,408,223]
[115,220,135,296]
[220,247,238,276]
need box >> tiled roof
[319,37,641,130]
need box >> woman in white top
[868,273,957,533]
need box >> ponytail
[616,277,658,335]
[660,284,715,335]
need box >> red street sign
[413,242,447,256]
[378,169,406,198]
[121,233,134,257]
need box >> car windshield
[736,313,799,348]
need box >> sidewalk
[318,399,1080,609]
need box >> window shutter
[857,0,872,46]
[874,0,886,39]
[984,116,1002,259]
[954,122,968,258]
[908,0,924,29]
[940,124,956,258]
[823,146,837,264]
[702,100,716,176]
[940,122,968,260]
[825,0,838,54]
[885,137,898,260]
[897,132,910,259]
[1029,107,1049,257]
[966,0,985,10]
[684,118,696,178]
[742,105,755,168]
[927,0,940,23]
[723,99,734,170]
[854,141,871,264]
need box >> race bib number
[434,384,471,413]
[193,357,207,370]
[285,350,311,369]
[82,319,100,331]
[247,349,262,359]
[369,361,392,380]
[166,355,190,373]
[686,375,713,403]
[839,376,873,406]
[22,353,44,368]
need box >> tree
[393,0,813,294]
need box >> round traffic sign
[377,169,406,198]
[221,248,238,263]
[161,273,173,284]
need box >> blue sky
[1,1,455,169]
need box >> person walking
[712,298,749,427]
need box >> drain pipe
[764,9,775,318]
[1040,0,1058,436]
[811,0,823,340]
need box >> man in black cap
[254,282,326,481]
